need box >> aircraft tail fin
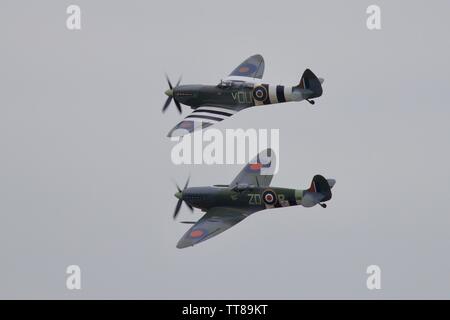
[308,175,333,202]
[297,69,323,99]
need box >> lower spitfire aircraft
[163,54,324,137]
[173,149,336,248]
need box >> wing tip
[176,242,191,249]
[257,148,276,162]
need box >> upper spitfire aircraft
[163,54,324,137]
[173,149,335,248]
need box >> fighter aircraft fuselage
[176,185,329,212]
[163,55,324,137]
[171,82,308,110]
[172,149,335,248]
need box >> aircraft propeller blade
[162,74,182,114]
[183,176,190,191]
[176,76,182,87]
[172,176,192,220]
[173,198,183,220]
[174,99,182,114]
[162,96,172,113]
[166,74,173,90]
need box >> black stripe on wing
[193,109,233,117]
[185,115,224,122]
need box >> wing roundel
[230,148,276,187]
[226,54,265,82]
[176,207,257,248]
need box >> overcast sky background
[1,0,450,299]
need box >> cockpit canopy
[217,80,234,88]
[217,80,253,89]
[231,183,254,192]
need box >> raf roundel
[252,85,268,102]
[262,189,277,205]
[190,229,205,238]
[239,66,250,73]
[249,163,262,171]
[234,63,257,76]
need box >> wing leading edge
[176,207,258,248]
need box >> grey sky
[1,0,449,299]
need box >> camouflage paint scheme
[175,149,335,248]
[165,55,324,137]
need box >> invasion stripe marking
[268,85,279,104]
[262,84,271,105]
[189,111,228,120]
[276,85,286,103]
[284,86,293,101]
[195,106,237,114]
[185,114,224,122]
[193,109,233,117]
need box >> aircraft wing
[167,105,242,137]
[225,54,265,83]
[176,207,258,248]
[229,148,276,187]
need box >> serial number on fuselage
[247,193,287,205]
[231,91,253,104]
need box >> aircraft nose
[165,89,173,97]
[175,191,182,199]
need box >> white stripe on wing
[195,106,237,114]
[189,111,229,120]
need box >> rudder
[298,69,323,99]
[308,174,332,202]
